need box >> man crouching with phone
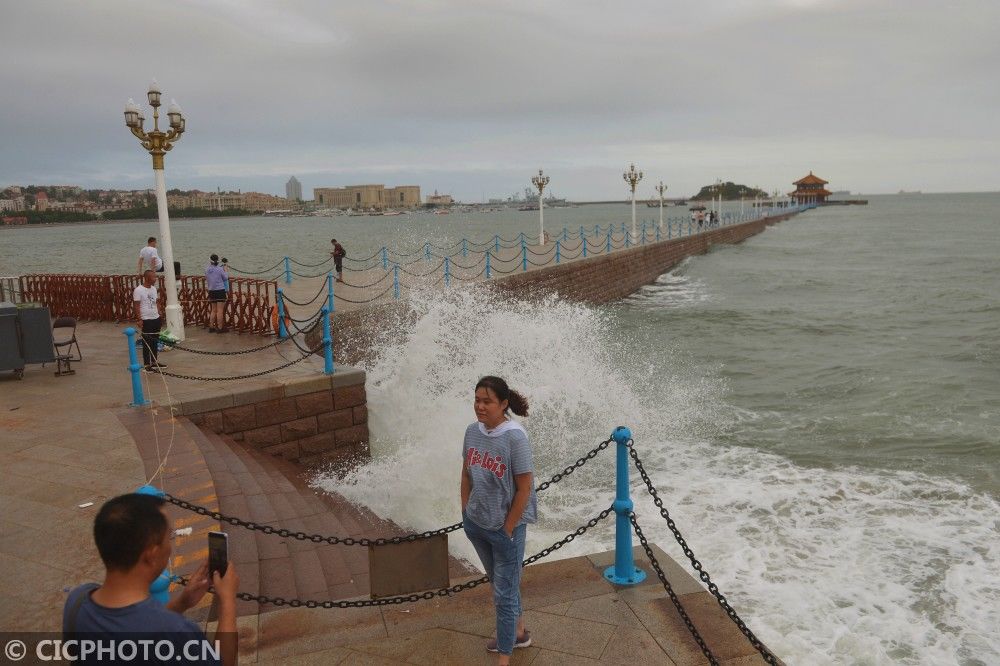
[63,493,240,665]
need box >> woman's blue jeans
[463,517,527,655]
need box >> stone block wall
[174,370,368,467]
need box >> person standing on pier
[134,269,165,371]
[205,254,229,333]
[330,238,346,282]
[137,236,163,274]
[461,376,536,663]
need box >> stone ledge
[167,366,365,416]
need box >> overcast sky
[2,0,998,201]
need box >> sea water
[314,194,999,665]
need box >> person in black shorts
[205,254,228,333]
[330,238,346,282]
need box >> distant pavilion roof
[794,172,829,186]
[788,188,832,197]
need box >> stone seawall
[169,370,369,467]
[489,211,795,304]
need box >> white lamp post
[654,181,667,232]
[623,164,643,240]
[124,80,186,340]
[531,169,550,246]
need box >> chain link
[172,507,613,609]
[627,443,779,665]
[168,336,291,356]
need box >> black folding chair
[52,316,82,373]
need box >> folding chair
[52,316,81,376]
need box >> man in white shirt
[133,270,166,371]
[137,237,163,274]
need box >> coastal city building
[34,191,48,211]
[313,184,421,211]
[426,190,454,206]
[286,176,302,202]
[166,190,292,212]
[789,172,832,205]
[0,197,25,212]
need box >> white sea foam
[313,286,1000,665]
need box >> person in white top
[137,237,163,274]
[133,270,166,371]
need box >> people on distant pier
[461,376,536,664]
[133,269,166,372]
[330,238,346,282]
[206,254,229,333]
[137,236,163,274]
[63,493,240,666]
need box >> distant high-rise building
[286,176,302,202]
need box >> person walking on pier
[205,254,229,333]
[330,238,346,282]
[137,236,163,274]
[134,269,166,371]
[461,376,536,663]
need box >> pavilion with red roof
[789,172,832,205]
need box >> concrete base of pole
[164,303,186,341]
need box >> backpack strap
[65,583,100,635]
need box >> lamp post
[531,169,550,246]
[124,80,186,340]
[623,163,643,241]
[654,181,667,232]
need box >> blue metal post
[625,230,631,248]
[321,306,334,375]
[668,220,672,239]
[641,222,647,245]
[522,244,527,272]
[555,240,561,264]
[562,227,567,243]
[486,252,492,279]
[124,327,149,406]
[136,485,170,602]
[604,426,646,586]
[393,264,400,299]
[284,256,292,284]
[606,231,612,254]
[582,234,587,258]
[520,232,526,253]
[621,222,626,235]
[495,234,500,253]
[381,247,388,270]
[276,289,288,339]
[444,256,451,287]
[424,242,430,261]
[462,238,468,258]
[594,224,599,237]
[580,225,584,242]
[327,272,335,313]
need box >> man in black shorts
[330,238,346,282]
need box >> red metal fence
[18,274,277,334]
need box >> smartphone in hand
[208,531,229,577]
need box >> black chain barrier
[627,443,779,665]
[228,258,285,276]
[629,513,719,665]
[166,437,614,547]
[168,336,291,356]
[173,507,613,609]
[158,345,321,381]
[280,280,329,307]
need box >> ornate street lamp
[531,169,550,246]
[623,163,643,240]
[124,80,187,340]
[654,181,668,232]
